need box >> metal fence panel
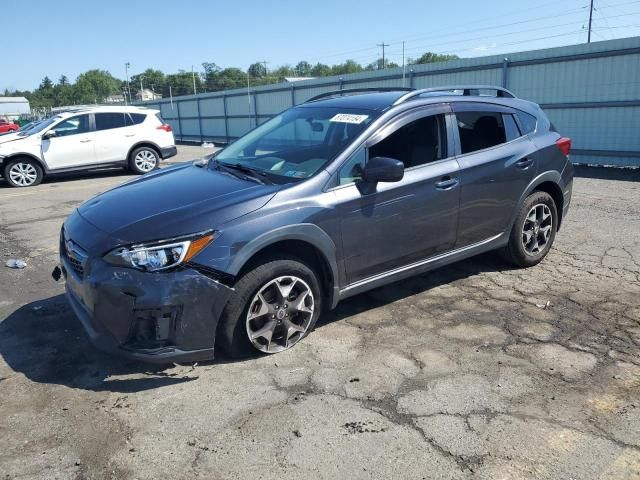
[135,36,640,167]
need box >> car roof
[55,105,158,118]
[300,91,410,111]
[299,87,540,117]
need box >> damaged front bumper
[59,240,233,363]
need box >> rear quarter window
[516,111,537,134]
[128,113,146,125]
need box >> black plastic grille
[61,230,87,277]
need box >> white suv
[0,106,176,187]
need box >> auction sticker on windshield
[329,113,369,124]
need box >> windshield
[215,106,377,182]
[26,116,61,136]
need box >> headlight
[104,232,216,271]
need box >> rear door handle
[435,176,459,190]
[516,158,534,169]
[79,139,92,143]
[124,133,135,137]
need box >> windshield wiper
[215,161,272,184]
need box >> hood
[0,134,38,149]
[77,163,281,244]
[0,132,24,144]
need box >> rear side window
[95,112,127,131]
[516,111,537,134]
[456,111,507,154]
[127,113,146,125]
[503,114,521,141]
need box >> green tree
[73,69,121,104]
[310,63,331,77]
[53,75,74,106]
[202,62,221,91]
[215,68,246,90]
[294,61,312,77]
[164,70,202,97]
[131,68,165,98]
[248,62,267,78]
[409,52,459,65]
[330,59,364,76]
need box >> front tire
[4,158,43,187]
[217,258,323,358]
[504,191,558,267]
[129,146,159,175]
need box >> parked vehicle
[56,85,573,362]
[0,106,176,187]
[0,119,19,134]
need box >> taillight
[556,137,571,157]
[157,124,172,132]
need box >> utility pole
[402,41,406,86]
[587,0,594,43]
[124,62,130,105]
[192,65,197,95]
[169,86,173,110]
[376,42,390,69]
[139,77,144,102]
[247,73,252,127]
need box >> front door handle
[79,138,92,143]
[435,176,459,190]
[516,158,534,169]
[124,133,135,137]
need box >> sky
[2,0,639,91]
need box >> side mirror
[363,156,404,183]
[42,130,56,140]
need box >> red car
[0,119,20,134]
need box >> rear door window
[456,111,507,154]
[95,112,128,131]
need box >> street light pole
[124,62,131,105]
[140,77,144,102]
[192,65,197,95]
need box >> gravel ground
[0,151,639,479]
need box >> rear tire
[129,146,159,175]
[217,258,323,358]
[3,158,43,187]
[503,191,558,267]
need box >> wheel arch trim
[126,141,162,161]
[226,223,341,308]
[2,153,49,173]
[509,170,564,230]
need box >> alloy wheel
[245,275,315,353]
[134,150,157,172]
[9,162,38,186]
[522,203,553,255]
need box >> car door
[331,106,461,284]
[41,114,95,169]
[451,103,539,247]
[92,112,137,163]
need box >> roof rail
[392,85,516,105]
[305,87,413,103]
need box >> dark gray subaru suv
[57,85,573,362]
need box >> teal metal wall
[139,37,640,167]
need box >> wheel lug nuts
[284,304,288,308]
